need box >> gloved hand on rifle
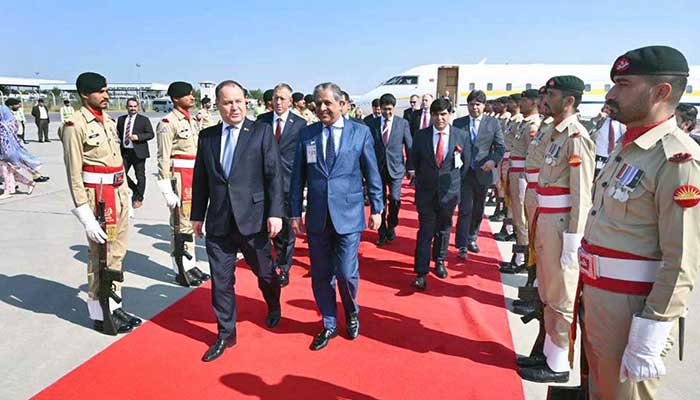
[71,204,108,244]
[157,179,179,209]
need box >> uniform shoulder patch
[673,185,700,208]
[162,118,169,123]
[669,152,693,163]
[64,121,74,126]
[568,154,582,167]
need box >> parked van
[152,98,173,112]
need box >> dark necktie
[470,119,479,169]
[325,126,335,168]
[382,119,390,144]
[275,118,283,142]
[124,115,133,147]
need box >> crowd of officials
[1,44,698,400]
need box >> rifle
[96,180,124,335]
[171,178,194,287]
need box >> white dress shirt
[322,117,344,156]
[38,105,48,119]
[273,109,290,135]
[123,113,136,148]
[595,117,626,157]
[220,121,243,165]
[380,115,393,142]
[432,125,450,161]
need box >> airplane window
[506,83,512,91]
[584,84,591,92]
[384,76,418,85]
[487,83,493,91]
[687,85,693,94]
[604,84,611,91]
[525,83,532,90]
[384,76,401,85]
[469,83,475,91]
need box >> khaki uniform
[302,108,318,125]
[156,109,199,261]
[581,119,700,399]
[60,107,130,311]
[197,108,214,129]
[534,113,594,371]
[509,113,541,246]
[524,117,554,266]
[496,111,512,198]
[501,113,523,214]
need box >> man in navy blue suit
[290,82,384,351]
[191,80,284,362]
[257,83,307,287]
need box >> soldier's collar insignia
[673,185,700,208]
[669,152,692,163]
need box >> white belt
[503,151,511,159]
[526,172,539,182]
[537,194,571,208]
[579,247,661,283]
[172,158,195,168]
[82,170,124,185]
[510,159,525,168]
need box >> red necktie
[124,115,133,147]
[275,118,283,142]
[436,131,445,167]
[607,119,615,155]
[422,111,428,129]
[382,119,390,144]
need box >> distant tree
[248,88,263,100]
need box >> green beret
[521,89,540,99]
[610,45,689,80]
[546,75,585,93]
[292,92,304,102]
[167,81,193,98]
[538,86,547,95]
[76,72,107,95]
[496,96,509,104]
[4,98,20,106]
[263,89,274,102]
[508,93,522,102]
[201,96,211,104]
[304,94,314,104]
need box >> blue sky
[4,0,698,95]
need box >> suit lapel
[329,120,351,175]
[314,125,328,176]
[442,127,457,171]
[429,129,439,169]
[211,123,225,177]
[229,119,253,178]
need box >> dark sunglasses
[409,101,416,104]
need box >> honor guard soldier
[490,96,512,221]
[518,75,595,383]
[494,93,523,241]
[580,46,700,399]
[500,89,542,272]
[196,96,215,129]
[60,72,142,334]
[156,81,210,286]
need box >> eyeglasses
[409,101,416,104]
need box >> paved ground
[0,113,698,399]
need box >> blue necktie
[470,119,479,169]
[222,125,235,177]
[325,126,335,168]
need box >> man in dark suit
[290,82,383,351]
[363,98,381,125]
[31,99,50,142]
[411,98,468,290]
[340,91,365,125]
[191,80,284,362]
[117,98,154,208]
[256,83,306,287]
[453,90,505,259]
[368,93,413,245]
[403,94,421,136]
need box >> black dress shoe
[189,267,210,281]
[412,274,427,290]
[310,328,338,351]
[494,231,515,241]
[94,317,133,335]
[266,309,281,329]
[176,271,202,287]
[516,353,546,368]
[202,337,236,362]
[278,270,289,287]
[346,313,360,339]
[33,176,50,183]
[375,236,387,246]
[518,364,569,383]
[458,248,469,260]
[113,308,142,326]
[512,302,536,316]
[467,241,480,253]
[499,261,526,274]
[386,228,396,241]
[489,212,505,222]
[433,262,448,279]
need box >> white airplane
[355,61,700,118]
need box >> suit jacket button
[591,210,597,216]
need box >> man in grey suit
[453,90,505,259]
[368,93,413,245]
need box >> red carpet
[34,183,523,400]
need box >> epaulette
[669,153,692,163]
[662,129,700,162]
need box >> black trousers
[378,170,403,239]
[272,196,296,272]
[414,200,456,275]
[37,119,49,142]
[122,150,147,202]
[206,220,280,340]
[455,168,488,248]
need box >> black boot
[499,244,527,273]
[493,219,515,241]
[489,200,505,221]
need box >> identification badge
[454,151,463,169]
[306,143,317,164]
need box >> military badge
[608,163,644,202]
[669,152,693,163]
[673,185,700,208]
[544,143,561,165]
[568,154,582,167]
[614,57,631,72]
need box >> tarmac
[0,111,698,399]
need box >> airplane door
[437,66,459,106]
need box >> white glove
[71,204,108,244]
[620,314,674,383]
[157,179,179,209]
[560,232,582,267]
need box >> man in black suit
[117,98,154,207]
[191,80,284,362]
[403,94,421,136]
[411,98,468,290]
[368,93,413,245]
[256,83,307,287]
[31,99,50,142]
[453,90,505,259]
[363,98,381,125]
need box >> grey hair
[313,82,343,103]
[273,83,293,93]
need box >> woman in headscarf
[0,105,43,197]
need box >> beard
[606,90,651,124]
